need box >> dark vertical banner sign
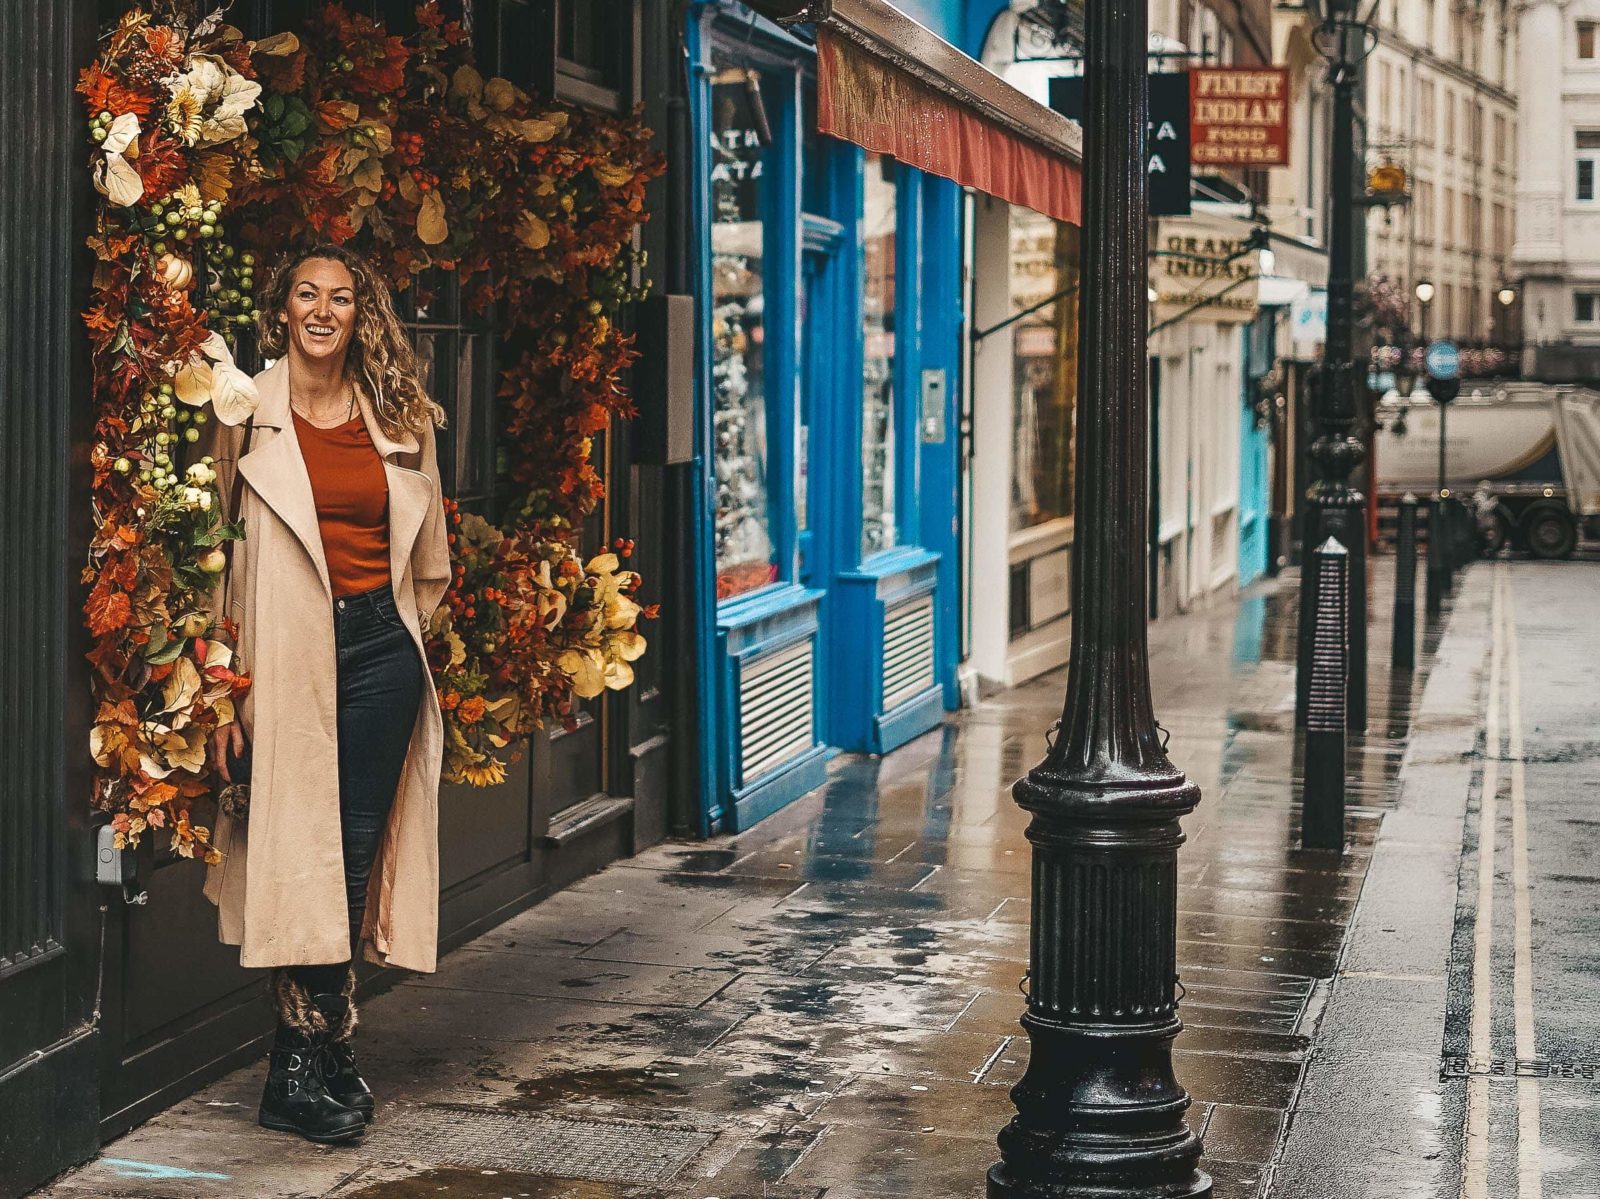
[1051,73,1190,217]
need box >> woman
[201,243,451,1144]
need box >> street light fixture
[1415,279,1434,343]
[1497,285,1517,308]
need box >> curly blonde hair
[256,243,445,438]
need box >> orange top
[292,409,391,598]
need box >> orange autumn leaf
[85,582,133,636]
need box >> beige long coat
[200,359,451,972]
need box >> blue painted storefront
[1239,314,1273,586]
[687,4,965,834]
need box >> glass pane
[1009,212,1080,533]
[1580,22,1597,59]
[861,155,898,558]
[1579,158,1595,201]
[710,57,778,600]
[413,332,438,401]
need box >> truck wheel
[1521,503,1577,560]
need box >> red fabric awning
[816,29,1082,226]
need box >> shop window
[861,155,899,558]
[1009,210,1080,533]
[1577,131,1600,202]
[709,59,778,599]
[555,0,631,108]
[397,274,496,506]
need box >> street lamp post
[1415,280,1434,344]
[1296,0,1373,734]
[988,0,1208,1194]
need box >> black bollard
[1392,494,1418,671]
[1425,497,1448,618]
[1303,537,1348,852]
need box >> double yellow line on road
[1460,564,1542,1199]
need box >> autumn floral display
[82,2,662,854]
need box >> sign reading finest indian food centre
[1189,67,1291,167]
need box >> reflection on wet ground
[39,564,1443,1199]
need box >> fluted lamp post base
[988,777,1210,1199]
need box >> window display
[1010,211,1080,533]
[861,155,898,557]
[710,61,778,599]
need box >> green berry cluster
[147,191,227,250]
[203,246,258,332]
[88,109,116,142]
[111,382,210,489]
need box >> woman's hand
[210,720,246,783]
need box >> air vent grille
[738,639,815,787]
[882,595,936,712]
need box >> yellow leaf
[449,64,484,105]
[603,659,635,691]
[398,171,422,205]
[172,357,215,407]
[192,150,235,203]
[516,118,559,144]
[613,629,648,661]
[253,31,300,56]
[515,212,550,250]
[161,658,202,714]
[417,190,448,245]
[483,76,517,112]
[592,162,635,188]
[558,649,605,699]
[585,552,620,574]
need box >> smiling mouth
[305,324,337,338]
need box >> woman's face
[282,258,358,366]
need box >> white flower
[182,486,205,507]
[186,462,216,485]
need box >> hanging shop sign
[1189,67,1290,167]
[1051,72,1190,217]
[1149,219,1260,324]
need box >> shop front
[0,3,684,1193]
[690,0,1082,832]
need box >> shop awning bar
[745,0,1084,223]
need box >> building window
[1008,212,1080,534]
[1443,88,1455,145]
[1418,80,1435,144]
[708,58,778,600]
[1494,112,1507,169]
[860,154,899,558]
[1575,291,1600,325]
[1579,21,1598,59]
[1577,131,1600,202]
[1443,185,1455,243]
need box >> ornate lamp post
[988,0,1208,1194]
[1295,0,1375,734]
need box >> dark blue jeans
[289,584,423,996]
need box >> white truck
[1374,381,1600,559]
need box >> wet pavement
[37,563,1448,1199]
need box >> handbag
[216,415,255,821]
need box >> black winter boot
[258,971,366,1143]
[312,972,374,1123]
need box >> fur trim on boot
[271,967,357,1039]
